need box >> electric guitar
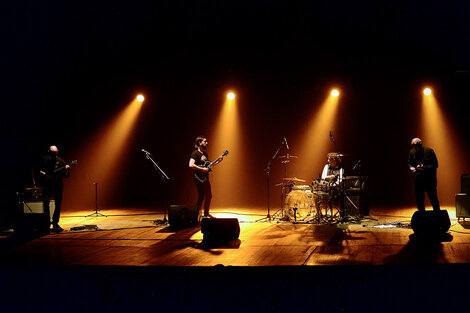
[54,160,78,173]
[194,150,229,182]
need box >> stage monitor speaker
[411,210,450,235]
[456,194,470,219]
[168,205,198,228]
[344,195,369,218]
[461,174,470,194]
[201,218,240,243]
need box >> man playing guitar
[189,136,225,220]
[39,145,76,232]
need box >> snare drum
[312,179,330,196]
[292,184,312,191]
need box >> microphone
[353,160,361,171]
[141,149,150,154]
[329,131,333,142]
[284,137,289,150]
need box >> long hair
[194,136,206,149]
[327,152,342,167]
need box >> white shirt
[321,164,344,185]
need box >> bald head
[411,138,423,151]
[49,146,59,158]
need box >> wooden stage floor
[1,206,470,266]
[2,206,470,313]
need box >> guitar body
[194,150,229,183]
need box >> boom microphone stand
[258,137,288,222]
[142,149,170,225]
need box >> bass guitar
[194,150,228,183]
[54,160,78,173]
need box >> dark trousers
[43,183,63,226]
[194,179,212,217]
[414,179,440,212]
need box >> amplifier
[22,187,44,201]
[462,174,470,194]
[456,194,470,220]
[23,200,55,222]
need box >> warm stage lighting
[227,92,235,100]
[137,94,145,102]
[423,88,432,96]
[331,89,339,97]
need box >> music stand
[86,182,107,218]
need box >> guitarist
[189,136,223,220]
[39,145,71,232]
[408,138,440,212]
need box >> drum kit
[274,153,367,224]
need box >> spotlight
[227,92,235,100]
[331,89,339,97]
[136,94,145,102]
[423,88,432,96]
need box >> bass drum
[284,190,313,220]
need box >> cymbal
[279,154,298,159]
[282,177,306,183]
[337,153,350,157]
[343,176,368,180]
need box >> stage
[1,206,470,312]
[1,206,469,266]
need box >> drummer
[321,152,344,186]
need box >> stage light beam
[64,97,144,211]
[421,92,464,206]
[210,90,249,208]
[293,90,340,181]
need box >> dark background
[1,1,470,222]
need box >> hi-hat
[282,177,306,183]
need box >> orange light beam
[64,99,143,211]
[421,93,464,205]
[293,93,340,182]
[210,94,244,208]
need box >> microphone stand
[86,182,107,217]
[142,150,170,225]
[330,131,338,152]
[258,138,286,222]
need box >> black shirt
[191,149,209,182]
[408,147,438,181]
[40,154,69,185]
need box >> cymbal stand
[258,138,287,222]
[142,149,170,225]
